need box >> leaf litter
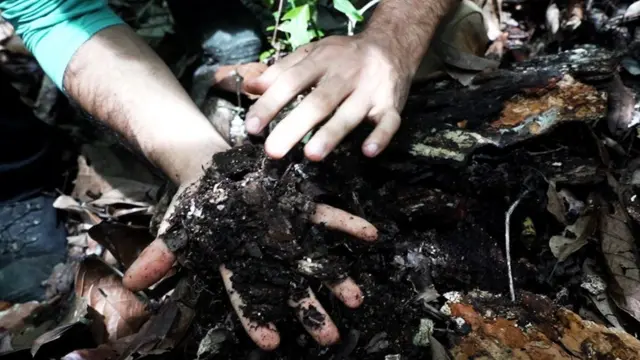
[9,0,640,358]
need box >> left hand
[243,34,415,161]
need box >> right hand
[123,176,378,350]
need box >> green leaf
[278,4,315,49]
[282,4,311,21]
[279,21,315,48]
[333,0,363,22]
[260,49,276,62]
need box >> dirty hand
[122,176,378,350]
[244,33,414,161]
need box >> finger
[123,182,194,291]
[214,63,268,94]
[304,92,371,161]
[245,62,321,135]
[289,288,340,346]
[361,110,401,158]
[123,238,175,291]
[265,81,352,159]
[311,203,378,241]
[326,277,364,308]
[220,265,281,351]
[244,45,313,94]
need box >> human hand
[243,34,415,161]
[122,175,378,350]
[213,62,267,97]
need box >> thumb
[123,182,193,291]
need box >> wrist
[360,0,456,77]
[356,31,420,79]
[146,124,230,186]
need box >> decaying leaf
[75,257,150,342]
[471,0,502,41]
[563,0,584,30]
[582,260,624,329]
[549,212,597,261]
[88,222,154,269]
[429,333,452,360]
[31,322,96,359]
[607,74,637,137]
[546,3,560,36]
[0,301,41,332]
[62,346,119,360]
[546,181,567,224]
[53,195,101,225]
[600,202,640,323]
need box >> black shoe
[0,194,67,302]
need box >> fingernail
[306,141,326,158]
[245,117,260,133]
[364,143,379,157]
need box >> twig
[505,196,523,302]
[272,0,285,60]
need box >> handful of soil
[164,144,354,325]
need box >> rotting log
[385,46,619,165]
[447,291,640,360]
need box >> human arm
[244,0,458,161]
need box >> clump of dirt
[165,123,602,359]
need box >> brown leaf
[31,322,96,358]
[88,223,154,270]
[76,257,150,342]
[62,346,119,360]
[72,145,162,204]
[607,74,636,137]
[600,202,640,323]
[549,212,597,261]
[546,182,567,224]
[53,195,102,225]
[582,260,624,329]
[0,301,41,332]
[563,0,584,30]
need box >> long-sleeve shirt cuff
[0,0,124,89]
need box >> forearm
[63,25,230,185]
[362,0,457,75]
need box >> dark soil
[164,115,607,359]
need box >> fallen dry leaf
[0,301,41,331]
[549,212,597,261]
[472,0,502,41]
[31,322,96,359]
[88,222,154,270]
[582,260,624,329]
[607,74,637,137]
[0,330,11,353]
[72,145,162,204]
[564,0,584,30]
[546,3,560,36]
[546,181,568,224]
[53,195,101,225]
[62,346,119,360]
[600,202,640,323]
[75,257,150,342]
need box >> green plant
[260,0,378,61]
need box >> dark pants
[0,71,59,202]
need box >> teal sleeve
[0,0,124,89]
